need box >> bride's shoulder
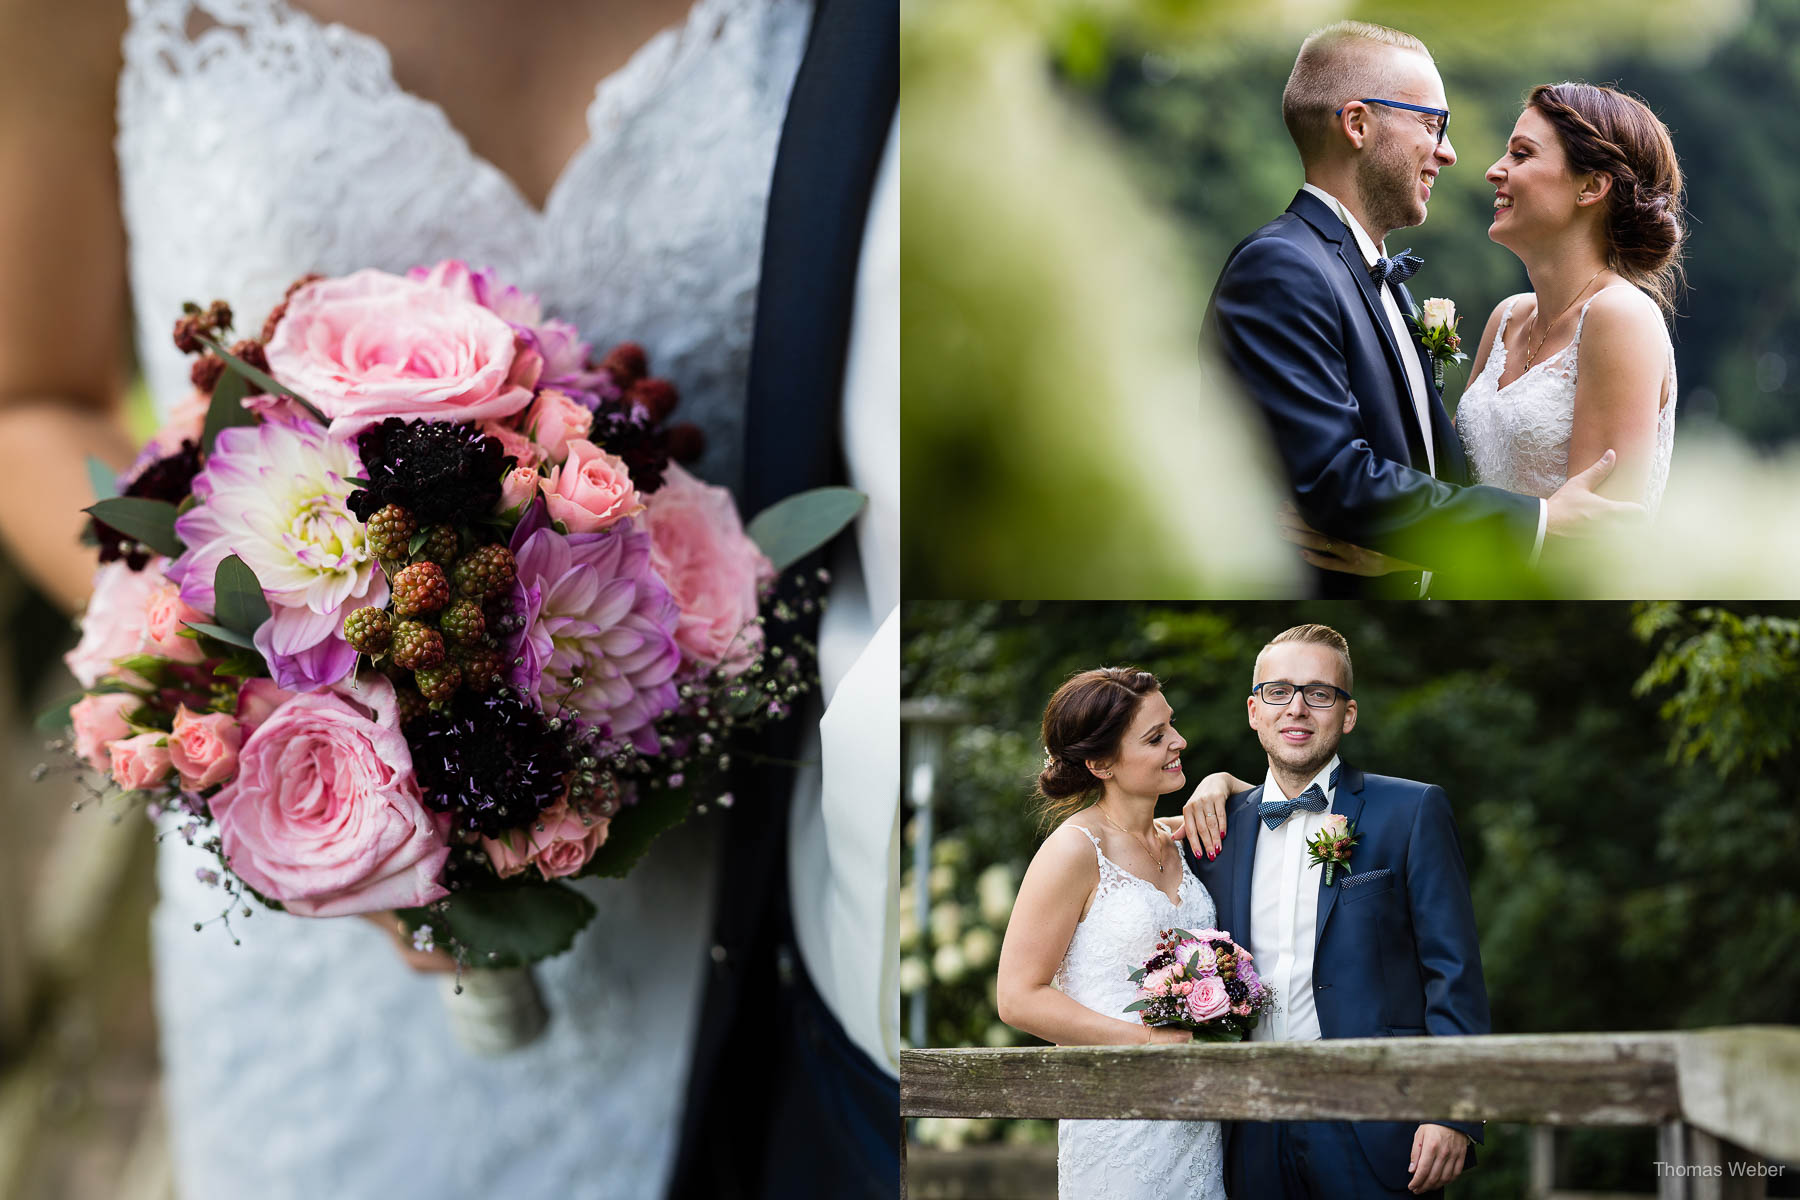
[0,0,126,93]
[1576,284,1670,357]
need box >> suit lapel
[1229,786,1264,950]
[1314,763,1367,950]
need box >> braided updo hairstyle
[1527,82,1685,313]
[1035,667,1161,830]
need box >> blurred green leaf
[83,497,183,558]
[747,487,866,572]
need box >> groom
[1182,623,1487,1197]
[1204,21,1634,597]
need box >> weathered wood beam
[1675,1027,1800,1164]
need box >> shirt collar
[1301,183,1384,268]
[1261,753,1342,808]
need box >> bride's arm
[996,824,1188,1046]
[0,0,137,614]
[1564,287,1667,503]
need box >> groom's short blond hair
[1255,623,1354,692]
[1283,21,1433,163]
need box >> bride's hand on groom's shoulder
[1276,504,1420,577]
[1160,771,1252,861]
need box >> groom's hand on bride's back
[1546,448,1649,540]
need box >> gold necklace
[1095,803,1165,875]
[1524,268,1606,369]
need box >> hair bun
[1037,755,1095,802]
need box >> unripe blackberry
[173,314,205,355]
[599,341,647,384]
[391,561,451,618]
[453,644,507,693]
[626,377,679,422]
[390,620,445,670]
[415,661,463,705]
[439,598,486,647]
[190,353,225,392]
[416,523,460,566]
[365,504,418,562]
[343,606,393,654]
[394,685,430,726]
[228,338,269,374]
[452,544,516,601]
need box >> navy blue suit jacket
[1204,190,1540,596]
[1182,764,1489,1192]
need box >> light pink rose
[144,581,207,664]
[67,559,176,687]
[1321,813,1349,838]
[108,733,173,791]
[263,269,534,434]
[1140,963,1177,998]
[498,465,540,514]
[477,418,544,470]
[640,464,775,677]
[71,693,137,773]
[235,678,295,735]
[168,706,242,790]
[540,439,643,533]
[1185,975,1231,1023]
[1231,1003,1252,1017]
[523,388,592,462]
[209,676,449,917]
[481,798,609,881]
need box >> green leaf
[211,649,271,679]
[85,456,117,500]
[36,693,83,734]
[1127,966,1146,983]
[408,530,429,557]
[745,487,866,573]
[184,621,259,651]
[200,335,330,425]
[579,775,698,880]
[201,367,255,451]
[83,497,184,558]
[213,555,272,637]
[114,654,170,683]
[1122,999,1150,1013]
[398,882,597,969]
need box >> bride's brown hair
[1528,82,1686,313]
[1034,667,1161,831]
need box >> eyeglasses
[1335,98,1451,146]
[1252,681,1353,708]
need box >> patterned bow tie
[1259,765,1342,829]
[1369,249,1423,288]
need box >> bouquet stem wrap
[440,965,548,1056]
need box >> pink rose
[108,733,173,791]
[144,581,207,664]
[477,418,544,470]
[1232,1003,1252,1017]
[235,677,295,735]
[71,693,137,773]
[1140,963,1177,998]
[209,677,449,917]
[498,465,540,514]
[540,439,643,533]
[640,464,775,677]
[168,705,242,790]
[67,559,176,687]
[1185,975,1231,1023]
[523,388,592,462]
[481,798,609,881]
[263,269,533,434]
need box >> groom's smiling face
[1247,641,1357,780]
[1354,50,1456,238]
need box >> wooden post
[1529,1125,1556,1199]
[1658,1120,1688,1200]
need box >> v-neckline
[1098,846,1184,909]
[273,0,717,219]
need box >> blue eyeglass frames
[1334,98,1450,146]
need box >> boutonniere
[1410,296,1468,389]
[1306,813,1360,885]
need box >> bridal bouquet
[48,261,858,1051]
[1125,927,1276,1042]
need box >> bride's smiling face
[1089,690,1187,800]
[1487,107,1580,248]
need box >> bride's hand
[1277,503,1421,577]
[359,911,457,974]
[1159,771,1252,861]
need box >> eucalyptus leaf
[85,456,117,500]
[398,882,597,969]
[201,335,330,425]
[213,555,272,637]
[36,693,83,734]
[83,497,184,558]
[1122,999,1150,1013]
[745,487,866,573]
[201,367,255,451]
[184,621,259,651]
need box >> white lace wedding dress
[116,0,810,1195]
[1455,287,1678,513]
[1052,827,1225,1200]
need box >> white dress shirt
[786,118,900,1077]
[1247,754,1341,1043]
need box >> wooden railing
[901,1028,1800,1199]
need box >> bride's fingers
[1277,524,1334,550]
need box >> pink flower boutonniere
[1307,812,1360,885]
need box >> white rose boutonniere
[1411,296,1468,389]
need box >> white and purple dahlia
[168,418,386,691]
[508,520,681,753]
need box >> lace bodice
[118,1,810,1196]
[1455,288,1677,514]
[1051,826,1225,1200]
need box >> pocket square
[1340,868,1392,889]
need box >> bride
[996,668,1227,1200]
[0,0,809,1194]
[1295,81,1683,580]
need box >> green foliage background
[901,601,1800,1195]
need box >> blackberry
[599,341,647,385]
[416,524,460,566]
[438,599,486,647]
[625,377,678,423]
[391,561,451,619]
[342,606,393,654]
[190,353,225,392]
[452,644,507,693]
[390,621,446,671]
[365,504,418,562]
[415,662,463,706]
[452,544,516,601]
[393,685,430,727]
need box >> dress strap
[1070,823,1104,860]
[1495,295,1521,340]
